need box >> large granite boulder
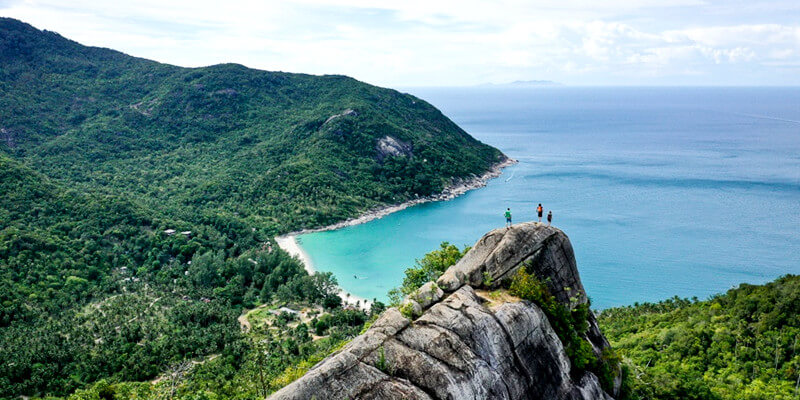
[268,223,618,400]
[437,223,583,305]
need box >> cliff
[268,222,620,399]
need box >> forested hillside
[0,18,505,398]
[599,275,800,400]
[0,17,504,232]
[0,152,337,396]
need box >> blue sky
[2,0,799,87]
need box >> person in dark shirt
[547,210,553,226]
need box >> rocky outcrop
[269,223,618,400]
[323,108,359,125]
[375,136,413,162]
[437,223,583,305]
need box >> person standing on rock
[547,211,553,226]
[537,203,543,224]
[504,208,512,228]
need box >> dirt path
[237,313,252,333]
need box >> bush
[399,302,417,319]
[387,242,469,305]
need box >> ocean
[297,87,800,309]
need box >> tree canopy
[599,275,800,400]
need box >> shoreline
[276,157,517,238]
[275,232,372,307]
[275,157,516,307]
[275,235,372,307]
[274,235,316,274]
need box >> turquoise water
[298,87,800,309]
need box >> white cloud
[667,24,800,47]
[1,0,798,85]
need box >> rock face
[268,223,618,400]
[323,108,359,125]
[375,136,413,161]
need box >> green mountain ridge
[0,17,505,232]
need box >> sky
[2,0,799,87]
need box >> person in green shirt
[504,208,512,228]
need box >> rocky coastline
[277,157,517,239]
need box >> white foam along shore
[274,234,372,307]
[275,157,517,307]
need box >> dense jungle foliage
[58,303,385,400]
[0,18,503,399]
[599,275,800,400]
[1,152,348,397]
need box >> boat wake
[505,165,517,182]
[736,112,800,125]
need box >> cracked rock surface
[268,223,617,400]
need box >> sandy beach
[274,235,315,274]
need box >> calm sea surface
[298,87,800,309]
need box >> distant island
[478,79,563,87]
